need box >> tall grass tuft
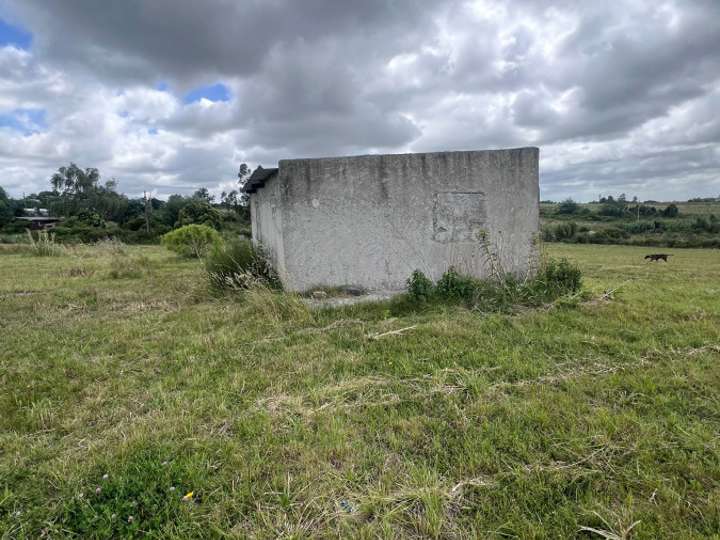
[26,230,65,257]
[94,238,128,256]
[205,238,280,293]
[242,283,314,325]
[107,254,151,279]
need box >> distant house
[17,208,62,230]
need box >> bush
[205,238,280,292]
[403,258,582,312]
[436,267,478,301]
[0,232,26,244]
[623,221,653,234]
[407,259,582,312]
[662,203,679,218]
[557,198,579,215]
[541,226,555,242]
[530,258,582,299]
[407,270,434,303]
[52,224,123,244]
[161,224,221,258]
[595,227,630,242]
[116,228,165,245]
[691,215,720,234]
[0,220,28,234]
[177,199,222,229]
[554,221,578,240]
[541,222,578,242]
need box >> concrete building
[244,147,540,292]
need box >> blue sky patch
[0,18,31,49]
[183,83,231,104]
[0,108,47,134]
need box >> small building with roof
[244,148,540,292]
[17,208,62,230]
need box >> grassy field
[540,200,720,248]
[1,243,719,538]
[540,200,720,217]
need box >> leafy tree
[237,163,250,181]
[51,163,100,196]
[160,195,188,228]
[49,164,129,220]
[178,198,222,229]
[74,210,106,227]
[237,163,252,207]
[557,198,579,215]
[193,187,215,203]
[662,203,679,218]
[0,186,14,226]
[221,189,245,216]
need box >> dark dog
[645,253,671,262]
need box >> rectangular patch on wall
[433,192,487,243]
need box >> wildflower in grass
[95,486,102,495]
[127,515,134,523]
[102,473,109,480]
[182,491,194,501]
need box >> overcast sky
[0,0,718,201]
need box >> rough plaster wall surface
[250,176,287,283]
[253,148,539,292]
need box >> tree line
[0,163,254,243]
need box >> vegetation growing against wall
[406,258,582,312]
[204,238,280,292]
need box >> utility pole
[143,191,151,233]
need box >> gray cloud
[0,0,718,201]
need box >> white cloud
[0,0,718,201]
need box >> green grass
[1,243,719,538]
[541,200,720,216]
[540,200,720,248]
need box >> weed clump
[26,230,65,257]
[242,283,313,324]
[406,270,434,303]
[405,258,582,312]
[107,254,151,279]
[531,257,582,298]
[205,238,280,293]
[56,446,205,537]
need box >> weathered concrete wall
[250,176,288,283]
[252,148,539,292]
